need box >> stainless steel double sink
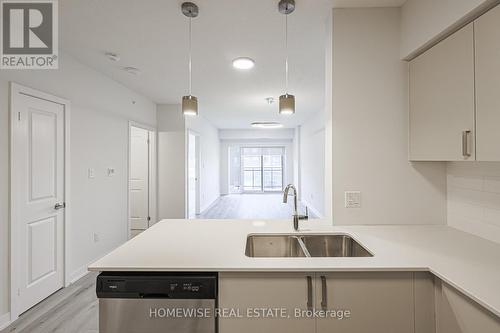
[245,234,373,258]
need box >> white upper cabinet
[409,23,475,161]
[475,5,500,161]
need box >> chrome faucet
[283,184,308,231]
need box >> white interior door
[129,126,150,233]
[187,133,199,218]
[12,90,65,316]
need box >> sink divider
[293,236,311,257]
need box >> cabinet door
[315,272,414,333]
[475,4,500,161]
[435,280,500,333]
[218,273,315,333]
[409,23,475,161]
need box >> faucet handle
[297,207,309,221]
[299,206,308,220]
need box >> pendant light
[278,0,295,115]
[181,2,199,116]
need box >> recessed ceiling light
[251,122,283,129]
[232,57,255,70]
[122,66,141,75]
[105,52,120,62]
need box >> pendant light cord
[188,16,192,96]
[285,13,289,94]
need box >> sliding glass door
[242,147,284,192]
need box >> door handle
[320,275,327,310]
[54,202,66,210]
[462,130,471,158]
[306,276,313,310]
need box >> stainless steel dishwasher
[97,272,217,333]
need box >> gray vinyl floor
[1,272,99,333]
[198,193,314,219]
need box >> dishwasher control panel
[96,272,217,299]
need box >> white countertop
[89,219,500,317]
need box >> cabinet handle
[320,275,327,310]
[462,130,471,158]
[306,276,313,310]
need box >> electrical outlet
[345,191,361,208]
[92,232,99,243]
[88,168,95,179]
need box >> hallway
[198,193,312,219]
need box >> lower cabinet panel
[414,272,437,333]
[435,280,500,333]
[315,272,414,333]
[219,272,500,333]
[218,272,315,333]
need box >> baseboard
[301,200,323,219]
[0,312,11,331]
[68,265,90,285]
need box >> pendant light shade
[181,2,199,116]
[279,94,295,115]
[278,0,295,115]
[182,95,198,116]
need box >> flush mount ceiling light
[251,122,284,129]
[278,0,295,115]
[122,66,141,75]
[232,57,255,70]
[181,2,199,116]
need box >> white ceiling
[60,0,405,129]
[332,0,407,7]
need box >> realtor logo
[1,0,58,69]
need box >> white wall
[219,129,295,141]
[186,116,220,212]
[157,107,220,217]
[157,104,186,219]
[299,112,326,217]
[0,52,156,319]
[293,127,301,194]
[401,0,498,59]
[447,162,500,244]
[331,8,447,225]
[324,11,333,219]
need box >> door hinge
[147,216,151,221]
[17,112,21,121]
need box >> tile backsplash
[447,162,500,244]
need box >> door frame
[9,82,71,321]
[186,130,201,217]
[127,121,157,238]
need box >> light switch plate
[88,168,95,179]
[345,191,361,208]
